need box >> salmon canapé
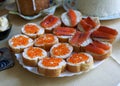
[91,26,118,43]
[61,9,82,27]
[78,17,100,32]
[85,40,112,60]
[40,15,61,32]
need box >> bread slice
[50,43,73,59]
[34,34,59,51]
[8,34,34,53]
[40,15,61,33]
[21,23,44,39]
[37,57,66,77]
[66,53,94,72]
[22,47,47,67]
[61,9,82,27]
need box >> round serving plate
[15,54,105,77]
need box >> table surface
[0,0,120,86]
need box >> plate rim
[15,53,105,77]
[62,0,120,20]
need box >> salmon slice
[93,41,110,50]
[53,27,76,36]
[80,19,93,32]
[40,15,59,28]
[78,32,90,45]
[84,17,97,28]
[69,31,81,46]
[85,43,105,54]
[98,26,118,36]
[91,30,115,39]
[67,9,77,26]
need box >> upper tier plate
[63,0,120,20]
[5,1,60,20]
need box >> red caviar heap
[12,36,29,47]
[36,34,55,44]
[42,57,62,67]
[52,44,70,56]
[27,47,43,58]
[68,53,88,64]
[24,24,39,34]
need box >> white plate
[15,54,104,77]
[63,0,120,20]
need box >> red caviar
[35,34,55,45]
[52,44,70,56]
[68,53,89,64]
[27,47,43,58]
[12,36,29,47]
[42,57,62,67]
[25,24,39,34]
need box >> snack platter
[15,53,104,77]
[8,8,118,77]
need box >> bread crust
[22,56,38,67]
[66,53,94,72]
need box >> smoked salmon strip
[53,27,76,36]
[92,40,110,50]
[70,31,90,46]
[91,30,115,39]
[80,19,93,32]
[97,26,118,36]
[85,43,105,54]
[84,17,97,28]
[69,31,81,46]
[40,15,59,28]
[78,32,90,45]
[67,9,77,26]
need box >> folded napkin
[0,47,14,71]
